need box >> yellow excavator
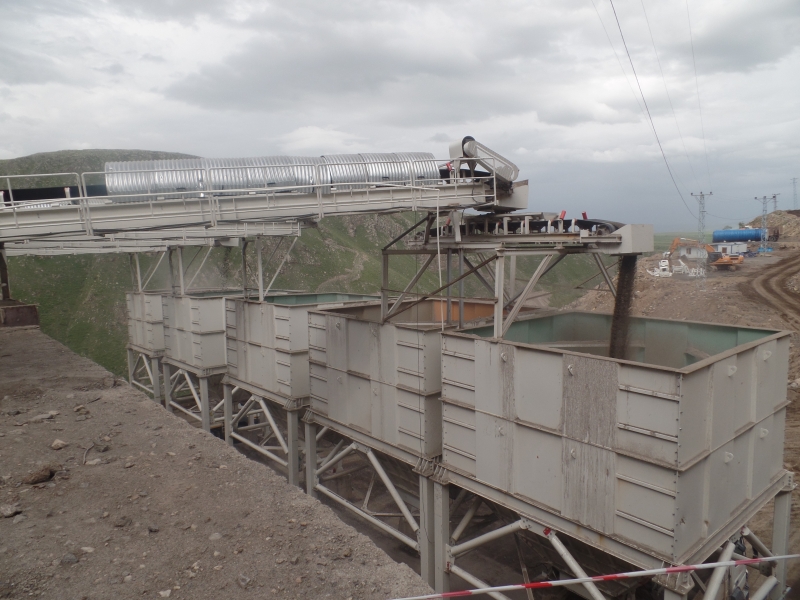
[665,237,745,271]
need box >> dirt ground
[0,327,431,600]
[571,245,800,593]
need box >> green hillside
[2,149,603,376]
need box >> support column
[150,357,161,405]
[163,362,173,411]
[223,384,233,446]
[381,253,389,321]
[199,376,210,432]
[418,476,436,588]
[770,487,793,600]
[241,239,249,297]
[493,253,505,338]
[127,348,135,386]
[287,410,300,487]
[0,243,11,300]
[304,421,317,498]
[446,249,452,326]
[433,481,450,593]
[508,255,517,298]
[167,249,176,294]
[458,250,464,329]
[256,237,264,301]
[177,247,185,295]
[134,253,143,292]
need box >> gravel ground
[0,327,432,600]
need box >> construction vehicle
[665,237,744,271]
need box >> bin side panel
[563,355,617,448]
[443,402,476,476]
[475,412,512,492]
[678,368,710,465]
[562,440,616,534]
[511,424,563,511]
[514,348,562,431]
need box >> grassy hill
[3,149,603,376]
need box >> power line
[588,0,647,120]
[606,0,697,220]
[685,0,712,189]
[639,0,701,190]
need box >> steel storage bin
[307,299,496,460]
[162,292,238,371]
[225,293,377,401]
[126,291,165,353]
[439,311,791,565]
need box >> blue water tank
[712,229,763,243]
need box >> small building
[711,241,748,255]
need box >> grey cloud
[141,54,166,63]
[103,0,227,22]
[428,133,452,143]
[96,63,125,76]
[0,45,66,85]
[659,1,800,74]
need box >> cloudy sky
[1,0,799,231]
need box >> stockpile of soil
[0,327,431,600]
[747,210,800,239]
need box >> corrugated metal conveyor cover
[104,152,438,199]
[105,158,205,195]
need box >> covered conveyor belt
[0,139,529,244]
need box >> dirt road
[750,250,800,331]
[0,327,431,600]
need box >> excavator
[665,237,745,271]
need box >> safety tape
[390,554,800,600]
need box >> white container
[439,311,791,565]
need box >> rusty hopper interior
[439,310,791,569]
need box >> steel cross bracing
[379,211,653,336]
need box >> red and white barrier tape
[391,554,800,600]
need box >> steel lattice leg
[162,362,172,411]
[199,377,210,432]
[304,421,317,498]
[150,357,161,404]
[770,488,792,600]
[419,475,436,588]
[434,481,450,593]
[287,410,300,487]
[223,384,233,446]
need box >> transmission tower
[792,177,798,210]
[690,191,711,285]
[755,195,779,253]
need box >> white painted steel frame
[222,379,303,486]
[126,346,162,404]
[303,416,437,589]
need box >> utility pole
[773,195,778,212]
[690,191,711,286]
[792,177,798,210]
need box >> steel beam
[419,475,436,588]
[434,481,450,593]
[547,530,608,600]
[304,421,317,498]
[703,541,735,600]
[771,486,793,600]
